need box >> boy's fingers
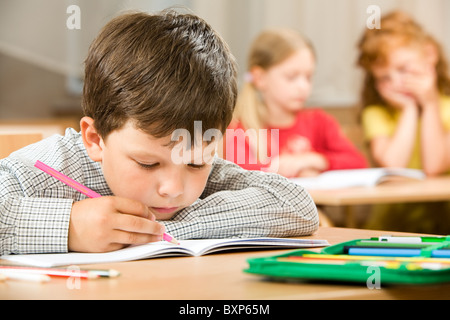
[111,230,164,246]
[104,196,155,220]
[112,213,165,236]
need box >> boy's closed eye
[137,162,159,170]
[187,163,207,169]
[137,161,207,170]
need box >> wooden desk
[1,227,449,300]
[308,176,450,227]
[308,176,450,206]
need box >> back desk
[308,175,450,227]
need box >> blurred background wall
[0,0,449,122]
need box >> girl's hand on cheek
[403,64,439,107]
[377,82,417,110]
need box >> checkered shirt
[0,129,318,255]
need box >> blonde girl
[223,28,367,177]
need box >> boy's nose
[157,175,184,198]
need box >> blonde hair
[357,10,450,108]
[232,28,314,159]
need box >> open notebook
[292,168,425,190]
[1,237,329,267]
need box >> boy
[0,10,318,255]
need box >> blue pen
[348,248,450,258]
[432,250,450,258]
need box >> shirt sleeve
[0,157,73,255]
[361,105,396,140]
[0,130,93,256]
[438,95,450,131]
[162,157,319,239]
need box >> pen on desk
[0,271,51,283]
[279,257,448,270]
[34,160,179,245]
[300,254,450,264]
[374,236,449,244]
[0,266,120,279]
[348,247,450,258]
[354,241,432,249]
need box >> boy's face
[83,119,214,220]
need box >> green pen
[370,236,450,243]
[356,241,431,248]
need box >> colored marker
[301,254,450,264]
[0,266,120,279]
[356,241,439,248]
[35,160,179,245]
[0,271,51,283]
[279,257,448,271]
[374,236,449,244]
[348,247,450,258]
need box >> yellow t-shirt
[362,95,450,169]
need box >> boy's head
[80,10,237,220]
[82,10,237,140]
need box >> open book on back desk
[291,168,426,190]
[1,237,329,267]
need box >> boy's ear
[80,116,104,162]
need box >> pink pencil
[35,160,101,198]
[34,160,179,245]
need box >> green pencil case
[244,237,450,285]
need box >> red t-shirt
[224,109,367,172]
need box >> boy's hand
[68,196,165,253]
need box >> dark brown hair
[82,10,237,140]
